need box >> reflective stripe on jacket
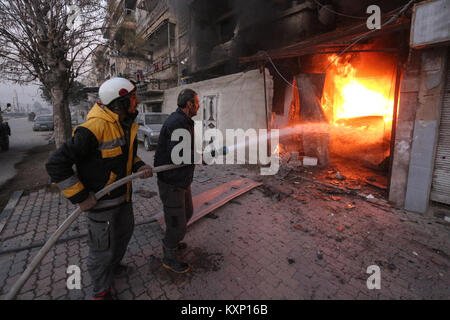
[46,103,145,206]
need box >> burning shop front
[282,48,399,183]
[240,16,450,214]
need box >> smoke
[231,0,286,57]
[187,0,293,77]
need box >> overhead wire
[261,0,414,89]
[313,0,410,20]
[324,0,416,71]
[313,0,368,19]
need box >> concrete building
[93,0,196,113]
[133,0,184,112]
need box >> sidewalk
[0,163,449,300]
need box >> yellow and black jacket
[46,104,145,210]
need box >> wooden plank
[0,190,23,235]
[158,179,262,229]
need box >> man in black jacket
[46,78,153,299]
[154,88,199,273]
[0,114,11,151]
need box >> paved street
[0,118,51,188]
[0,145,449,300]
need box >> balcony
[136,0,169,35]
[145,55,176,75]
[103,1,137,40]
[139,78,177,92]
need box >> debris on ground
[365,179,387,190]
[292,194,308,202]
[430,258,440,266]
[290,208,302,215]
[194,174,212,183]
[135,189,157,198]
[259,184,293,201]
[303,156,318,166]
[335,172,346,181]
[346,203,356,210]
[316,250,323,260]
[346,185,361,191]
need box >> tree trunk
[51,84,72,148]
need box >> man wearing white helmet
[46,77,153,300]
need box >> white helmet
[98,77,136,106]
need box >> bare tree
[0,0,107,147]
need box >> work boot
[162,244,191,273]
[112,263,134,279]
[93,288,115,300]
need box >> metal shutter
[431,57,450,204]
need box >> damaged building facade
[237,0,450,215]
[88,0,449,215]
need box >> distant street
[136,143,155,167]
[0,117,50,188]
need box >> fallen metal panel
[157,178,262,229]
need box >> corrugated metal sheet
[410,0,450,49]
[431,61,450,204]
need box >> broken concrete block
[287,151,301,168]
[303,156,318,166]
[335,172,346,180]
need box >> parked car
[136,112,169,151]
[33,114,54,131]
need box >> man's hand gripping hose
[4,164,187,300]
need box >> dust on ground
[145,247,224,286]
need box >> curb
[0,190,23,235]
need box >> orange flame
[321,54,394,124]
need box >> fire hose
[4,163,187,300]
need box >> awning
[239,18,411,63]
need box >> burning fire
[280,52,396,168]
[321,54,394,124]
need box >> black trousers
[157,179,193,248]
[86,201,134,296]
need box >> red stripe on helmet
[119,88,129,96]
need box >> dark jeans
[86,202,134,296]
[157,179,193,248]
